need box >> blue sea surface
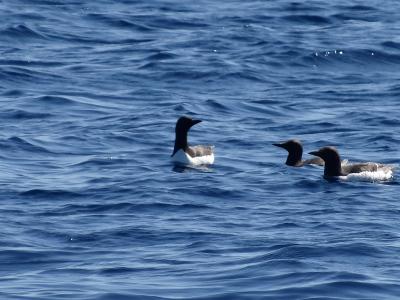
[0,1,399,299]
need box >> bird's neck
[286,150,302,166]
[172,131,188,156]
[324,157,342,177]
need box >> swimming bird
[309,146,394,180]
[273,139,324,167]
[171,116,214,165]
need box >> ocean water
[0,0,399,299]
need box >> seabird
[171,116,214,165]
[273,139,324,167]
[309,146,394,180]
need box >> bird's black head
[309,146,340,161]
[175,116,202,134]
[172,116,202,156]
[309,146,342,176]
[273,139,303,166]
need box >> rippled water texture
[0,1,399,299]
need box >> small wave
[33,95,78,106]
[220,71,266,82]
[305,49,400,72]
[72,157,127,167]
[146,52,178,61]
[12,12,47,21]
[205,99,231,113]
[0,66,66,84]
[99,266,160,275]
[3,136,54,154]
[271,222,301,229]
[282,2,325,13]
[1,109,53,120]
[162,70,213,81]
[23,0,67,4]
[243,242,384,264]
[0,68,36,82]
[19,189,83,199]
[95,293,168,300]
[332,12,379,22]
[147,16,209,29]
[1,89,24,97]
[137,52,179,69]
[0,24,47,41]
[294,179,324,189]
[343,4,377,11]
[172,164,215,173]
[366,135,400,143]
[56,202,212,214]
[245,278,400,300]
[382,41,400,50]
[86,13,154,32]
[0,59,63,67]
[238,101,286,117]
[281,14,332,25]
[0,249,71,264]
[45,31,153,45]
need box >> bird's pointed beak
[191,119,202,126]
[308,150,320,157]
[273,143,285,149]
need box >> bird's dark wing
[187,145,214,158]
[342,162,387,174]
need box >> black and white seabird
[273,139,324,167]
[309,146,394,180]
[171,116,214,165]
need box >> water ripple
[0,1,399,299]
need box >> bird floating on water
[273,139,324,167]
[309,146,394,181]
[171,116,214,166]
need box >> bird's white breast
[171,149,214,166]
